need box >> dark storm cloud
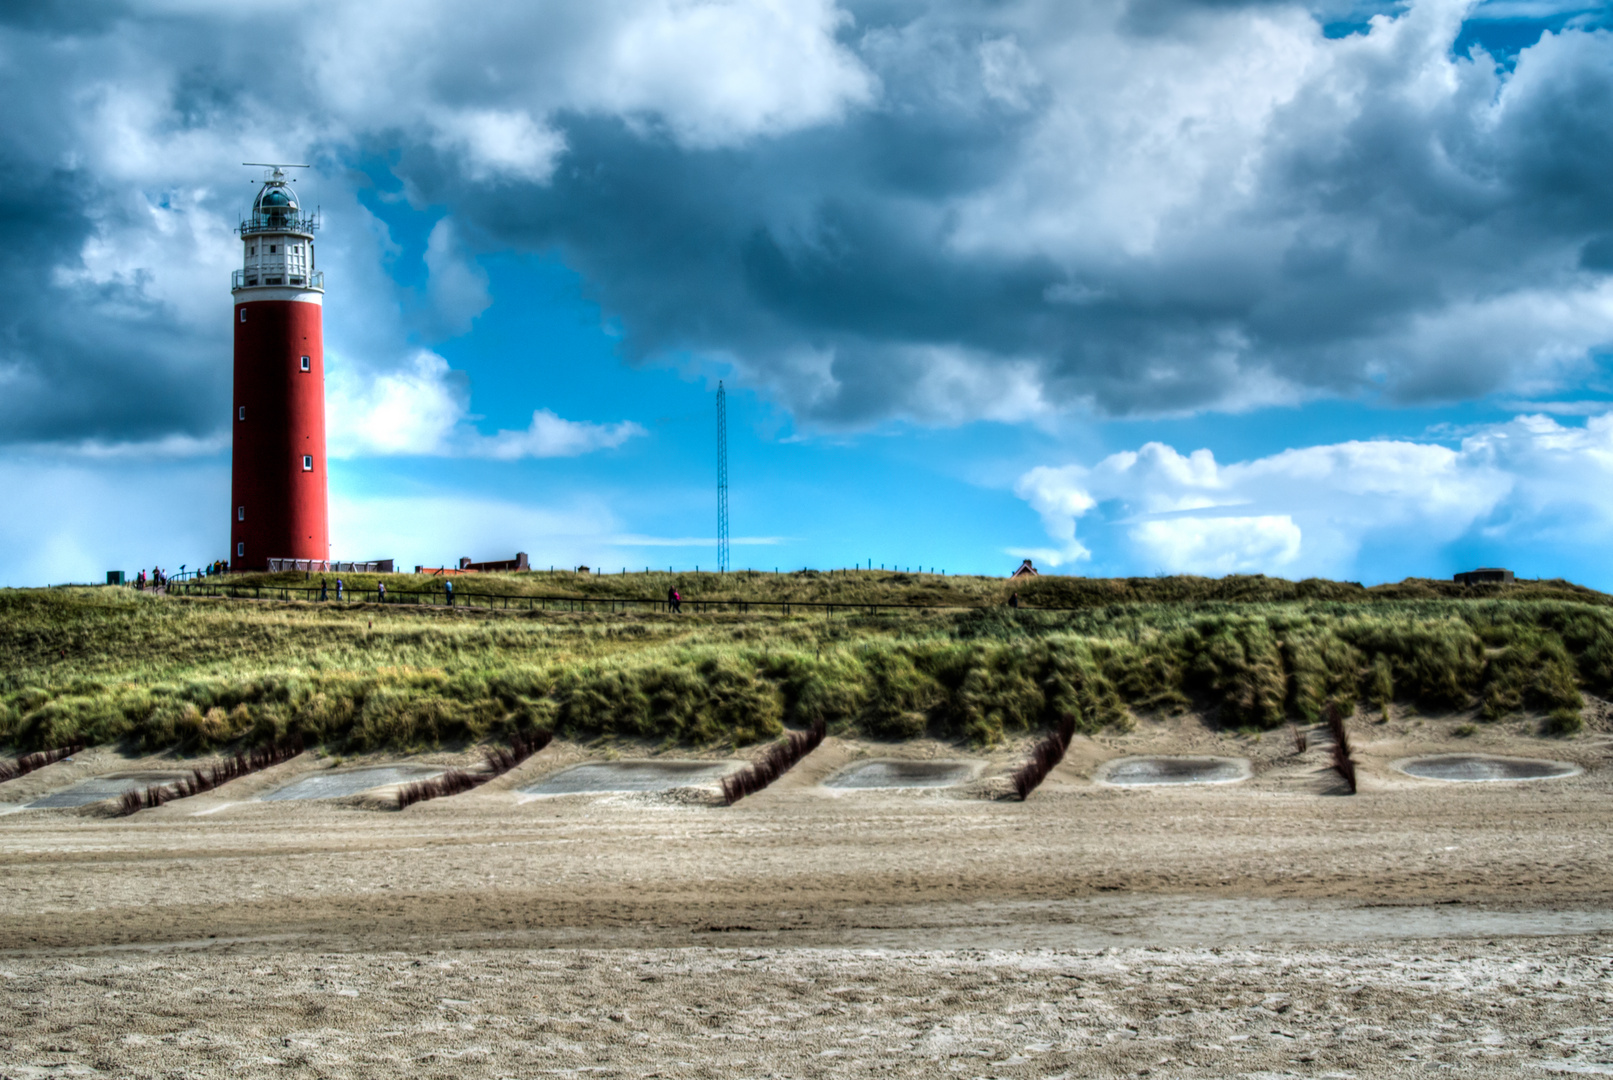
[0,14,266,447]
[392,0,1613,425]
[3,0,1613,444]
[400,95,1062,423]
[0,159,225,446]
[0,0,132,33]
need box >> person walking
[319,577,329,602]
[445,578,454,607]
[1009,592,1020,609]
[336,578,344,601]
[377,580,387,604]
[668,586,682,614]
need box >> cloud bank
[3,0,1612,451]
[1015,411,1613,578]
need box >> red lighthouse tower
[229,165,328,570]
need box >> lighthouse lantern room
[229,165,328,570]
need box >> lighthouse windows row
[241,239,314,287]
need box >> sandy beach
[1,718,1610,1077]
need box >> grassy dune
[2,571,1609,755]
[179,565,1612,609]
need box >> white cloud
[306,0,874,158]
[478,410,647,460]
[1012,412,1613,578]
[428,109,566,183]
[1459,413,1613,545]
[327,351,645,460]
[590,0,877,147]
[1130,515,1303,576]
[949,1,1326,261]
[978,37,1040,111]
[1013,467,1096,565]
[327,351,465,457]
[51,186,238,331]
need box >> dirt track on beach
[1,722,1611,1077]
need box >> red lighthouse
[229,166,328,570]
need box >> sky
[3,0,1613,587]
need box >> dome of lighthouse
[244,173,312,235]
[255,186,297,210]
[253,182,297,222]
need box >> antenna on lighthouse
[243,162,311,184]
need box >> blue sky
[2,0,1613,587]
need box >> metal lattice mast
[716,381,730,573]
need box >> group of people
[135,559,233,590]
[313,578,393,603]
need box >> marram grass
[1,572,1606,753]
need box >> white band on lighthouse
[233,289,324,305]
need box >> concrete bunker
[1098,756,1251,787]
[261,765,445,801]
[823,760,976,789]
[521,761,735,796]
[1394,754,1580,783]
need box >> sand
[0,714,1610,1077]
